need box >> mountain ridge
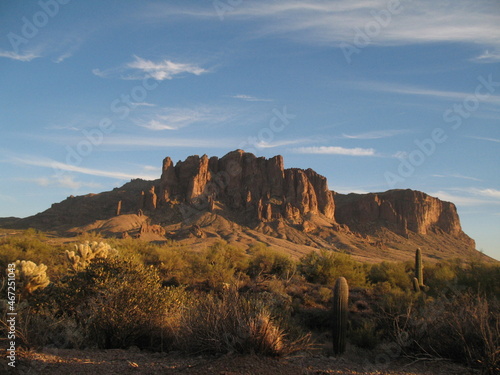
[2,150,480,262]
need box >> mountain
[3,150,479,262]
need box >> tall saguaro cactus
[332,276,349,355]
[415,248,424,287]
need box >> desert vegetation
[0,229,499,374]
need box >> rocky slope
[4,150,478,262]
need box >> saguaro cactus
[415,248,424,287]
[332,276,349,355]
[412,277,421,292]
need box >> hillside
[2,150,480,262]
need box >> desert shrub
[368,261,411,291]
[0,229,65,277]
[156,246,191,285]
[54,257,181,350]
[189,242,248,289]
[350,321,380,350]
[298,250,366,286]
[247,243,296,280]
[423,261,458,294]
[390,292,499,374]
[455,261,500,297]
[177,289,311,356]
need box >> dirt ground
[4,348,476,375]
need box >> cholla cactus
[65,241,117,272]
[15,260,50,296]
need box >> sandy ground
[3,348,476,375]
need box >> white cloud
[53,51,73,63]
[430,191,492,206]
[461,188,500,199]
[127,55,207,80]
[91,68,108,78]
[33,175,102,190]
[93,55,208,81]
[0,50,40,62]
[468,136,500,143]
[430,187,500,206]
[131,102,156,107]
[135,106,232,130]
[291,146,377,156]
[472,50,500,63]
[104,136,234,148]
[356,81,500,105]
[432,174,482,182]
[9,155,158,181]
[342,129,409,139]
[255,139,308,149]
[159,0,500,49]
[231,94,273,102]
[142,165,161,171]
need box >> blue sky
[1,0,499,259]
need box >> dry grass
[177,289,312,356]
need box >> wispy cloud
[341,129,409,139]
[431,187,500,206]
[134,106,232,130]
[0,50,40,62]
[103,136,235,149]
[472,50,500,63]
[44,125,81,131]
[131,102,156,107]
[291,146,377,156]
[430,191,493,206]
[432,174,482,182]
[93,55,208,81]
[255,139,309,149]
[231,94,273,102]
[460,188,500,199]
[356,81,500,105]
[8,155,158,180]
[157,1,500,49]
[468,136,500,143]
[31,176,102,190]
[53,51,73,63]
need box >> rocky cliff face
[334,189,475,246]
[6,151,478,260]
[157,150,335,223]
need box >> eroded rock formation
[5,150,477,259]
[157,150,336,223]
[334,189,475,246]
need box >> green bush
[368,261,411,291]
[392,293,500,374]
[298,250,366,286]
[0,229,65,278]
[247,243,296,280]
[54,257,180,350]
[190,242,248,289]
